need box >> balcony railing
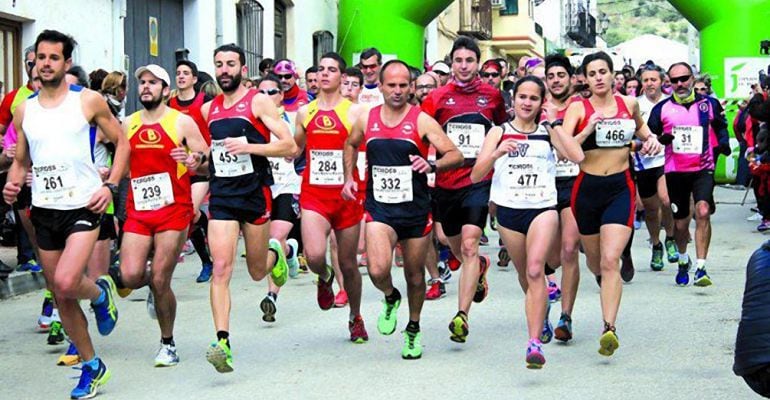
[459,0,492,40]
[565,0,596,47]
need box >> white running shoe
[748,212,763,222]
[154,343,179,367]
[286,239,300,279]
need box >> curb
[0,271,46,299]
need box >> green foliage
[598,0,690,47]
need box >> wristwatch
[102,182,118,196]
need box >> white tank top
[634,94,666,171]
[23,86,102,210]
[269,111,301,196]
[490,123,557,209]
[358,85,384,109]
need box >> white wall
[183,0,217,70]
[287,0,337,70]
[534,0,562,45]
[0,0,121,72]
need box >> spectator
[622,76,640,97]
[734,240,770,397]
[65,65,89,87]
[613,71,626,93]
[273,58,309,113]
[89,68,108,92]
[431,60,450,86]
[259,57,274,78]
[101,71,127,117]
[341,67,363,103]
[414,73,438,104]
[305,66,319,100]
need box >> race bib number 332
[372,165,413,204]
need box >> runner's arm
[547,122,584,164]
[292,106,308,159]
[418,112,463,172]
[244,94,296,157]
[88,90,128,187]
[7,104,30,186]
[470,126,503,183]
[343,111,366,183]
[177,114,209,174]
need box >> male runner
[343,59,462,358]
[201,43,296,373]
[3,30,128,399]
[358,47,384,108]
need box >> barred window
[0,18,21,94]
[313,31,334,65]
[236,0,264,72]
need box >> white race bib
[310,149,343,185]
[212,138,254,177]
[596,119,635,147]
[553,150,579,178]
[268,157,293,185]
[446,123,485,158]
[372,165,413,204]
[131,172,175,211]
[32,163,78,206]
[501,157,550,200]
[672,125,703,155]
[356,151,367,182]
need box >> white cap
[134,64,171,87]
[432,61,450,74]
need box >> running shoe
[260,294,277,323]
[154,343,179,367]
[317,266,335,310]
[490,216,497,231]
[206,339,233,373]
[438,262,452,282]
[650,243,664,271]
[286,238,300,278]
[57,341,80,366]
[47,320,65,345]
[540,303,553,344]
[473,255,491,303]
[268,238,288,287]
[108,264,133,298]
[758,220,770,232]
[377,297,401,335]
[395,245,404,267]
[92,276,118,336]
[334,290,348,308]
[348,315,369,344]
[181,239,195,256]
[497,248,510,269]
[620,252,635,282]
[676,259,691,286]
[447,252,461,271]
[449,312,469,343]
[526,339,546,369]
[480,232,489,246]
[595,274,602,287]
[747,212,763,221]
[196,263,213,283]
[402,330,423,360]
[70,358,111,400]
[298,255,309,273]
[425,280,446,300]
[16,259,41,273]
[547,280,561,303]
[147,290,157,320]
[665,238,678,263]
[554,313,573,342]
[693,267,713,287]
[598,324,619,357]
[38,291,55,331]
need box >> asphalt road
[0,186,764,399]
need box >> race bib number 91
[310,149,343,185]
[446,123,485,158]
[212,137,254,177]
[596,119,635,147]
[372,165,413,204]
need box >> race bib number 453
[596,119,635,147]
[447,123,485,158]
[212,137,254,178]
[310,149,343,185]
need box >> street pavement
[0,186,764,399]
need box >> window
[500,0,518,15]
[312,31,334,65]
[0,18,21,94]
[274,1,287,60]
[236,0,264,73]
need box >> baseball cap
[273,59,298,77]
[432,61,450,74]
[481,59,502,72]
[176,60,199,76]
[134,64,171,86]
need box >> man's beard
[40,73,64,88]
[140,94,163,110]
[217,72,242,93]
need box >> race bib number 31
[131,172,174,211]
[372,165,413,204]
[212,137,254,177]
[447,123,485,158]
[672,126,703,155]
[596,119,635,147]
[310,150,343,185]
[33,163,78,206]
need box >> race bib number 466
[310,150,343,185]
[596,119,635,147]
[131,172,174,211]
[447,123,485,158]
[212,137,254,177]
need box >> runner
[342,59,462,358]
[647,62,730,287]
[560,51,661,356]
[357,47,384,108]
[168,59,215,283]
[421,36,508,343]
[472,75,583,368]
[3,30,128,399]
[115,64,208,366]
[256,74,302,323]
[201,43,296,373]
[542,53,581,342]
[294,52,368,342]
[634,63,677,270]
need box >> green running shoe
[650,243,664,271]
[449,312,469,343]
[598,326,619,357]
[47,320,65,345]
[402,330,423,360]
[206,339,233,373]
[268,239,288,287]
[665,238,678,263]
[377,297,400,335]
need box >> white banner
[724,57,769,98]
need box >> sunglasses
[360,63,379,71]
[416,84,436,90]
[259,88,281,95]
[277,73,294,80]
[695,87,708,92]
[434,71,448,76]
[481,72,500,78]
[26,60,35,70]
[669,75,691,84]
